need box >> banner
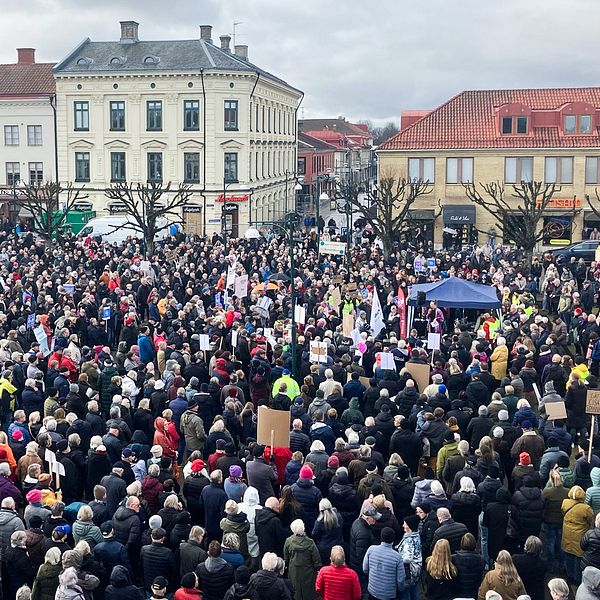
[398,286,407,339]
[234,274,248,298]
[370,287,385,337]
[226,266,236,289]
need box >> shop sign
[443,205,476,225]
[537,198,582,209]
[183,205,202,213]
[216,194,249,203]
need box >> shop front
[215,192,250,238]
[183,205,203,235]
[583,210,600,240]
[442,204,477,249]
[405,209,435,246]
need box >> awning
[410,209,435,220]
[443,204,476,225]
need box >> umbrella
[253,281,279,292]
[244,227,261,239]
[269,273,291,283]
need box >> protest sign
[330,287,342,310]
[586,390,600,414]
[379,352,395,370]
[33,325,50,356]
[257,406,290,448]
[309,341,328,363]
[294,305,306,325]
[406,362,430,394]
[226,266,236,289]
[235,274,248,298]
[198,334,211,351]
[231,329,238,351]
[343,314,354,337]
[101,306,111,320]
[427,333,441,350]
[546,401,567,421]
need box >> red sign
[398,285,407,339]
[216,194,249,203]
[536,197,581,209]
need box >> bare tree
[104,181,193,255]
[11,181,88,240]
[358,120,400,145]
[585,191,600,236]
[334,173,432,254]
[464,180,561,256]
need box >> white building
[0,48,56,221]
[53,21,303,237]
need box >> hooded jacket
[196,555,235,600]
[576,567,600,600]
[562,486,593,557]
[585,467,600,510]
[238,486,261,557]
[105,565,143,600]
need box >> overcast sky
[3,0,600,126]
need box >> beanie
[26,489,42,503]
[191,459,205,472]
[299,465,314,480]
[404,514,421,532]
[438,384,447,394]
[327,455,339,469]
[519,452,531,466]
[381,527,395,544]
[229,465,243,478]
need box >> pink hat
[11,429,23,441]
[26,489,42,503]
[299,465,314,480]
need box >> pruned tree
[12,181,88,240]
[104,181,193,255]
[464,180,561,256]
[334,173,432,253]
[586,190,600,231]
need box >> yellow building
[53,21,302,237]
[377,88,600,249]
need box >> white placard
[34,325,50,356]
[379,352,395,370]
[533,382,541,403]
[45,448,56,465]
[351,328,362,347]
[199,334,211,351]
[51,461,65,477]
[231,329,238,350]
[226,266,236,289]
[427,333,441,350]
[235,274,248,298]
[258,297,272,311]
[310,341,328,363]
[294,305,306,325]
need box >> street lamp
[332,195,351,263]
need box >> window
[147,152,162,182]
[501,116,528,135]
[146,101,162,131]
[446,157,473,183]
[75,152,90,182]
[543,215,573,245]
[224,100,238,131]
[29,162,43,184]
[109,101,125,131]
[4,125,18,145]
[262,106,265,132]
[184,100,199,131]
[586,157,600,184]
[408,157,435,182]
[111,152,126,182]
[255,104,259,132]
[564,115,576,135]
[268,107,271,133]
[184,152,200,182]
[224,152,238,183]
[27,125,42,145]
[545,157,573,184]
[74,101,89,131]
[5,163,19,186]
[505,157,533,183]
[581,115,592,134]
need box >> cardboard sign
[294,305,306,325]
[235,274,248,298]
[343,314,354,337]
[330,287,342,311]
[427,333,441,350]
[257,406,291,448]
[546,400,567,421]
[198,334,211,351]
[586,389,600,415]
[310,341,328,363]
[406,362,430,394]
[359,376,371,388]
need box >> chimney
[200,25,213,44]
[234,45,248,61]
[220,35,231,52]
[119,21,139,44]
[17,48,35,65]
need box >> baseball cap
[100,522,113,536]
[362,506,382,520]
[152,576,168,591]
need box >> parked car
[551,239,600,263]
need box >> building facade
[0,48,56,221]
[378,88,600,249]
[53,21,302,237]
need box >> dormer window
[502,116,528,135]
[564,114,593,134]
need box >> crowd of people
[0,223,599,600]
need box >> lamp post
[284,171,304,218]
[221,176,236,245]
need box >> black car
[551,240,600,263]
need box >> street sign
[319,239,345,255]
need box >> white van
[77,216,171,245]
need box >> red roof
[0,63,56,96]
[379,87,600,150]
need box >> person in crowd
[478,550,526,600]
[512,536,548,600]
[315,545,361,600]
[423,538,458,600]
[452,532,486,599]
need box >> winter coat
[255,507,287,558]
[311,511,344,564]
[490,344,509,380]
[291,477,322,533]
[248,568,293,600]
[328,479,359,526]
[180,409,206,453]
[585,467,600,510]
[478,566,526,600]
[93,538,131,577]
[512,552,547,600]
[246,458,278,506]
[566,383,588,430]
[101,472,127,514]
[196,556,235,600]
[178,540,207,578]
[0,508,24,551]
[562,487,593,557]
[576,567,600,600]
[200,482,228,540]
[105,565,144,600]
[140,541,176,592]
[4,545,36,597]
[349,516,375,574]
[432,518,469,553]
[389,429,422,474]
[511,432,546,469]
[31,561,61,600]
[452,549,486,599]
[511,484,545,540]
[581,526,600,570]
[542,484,569,524]
[315,564,361,600]
[284,533,321,600]
[450,491,481,538]
[220,512,250,557]
[111,506,141,550]
[72,520,103,546]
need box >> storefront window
[583,214,600,240]
[542,215,572,246]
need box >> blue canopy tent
[407,277,501,309]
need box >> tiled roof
[299,118,369,137]
[0,63,56,96]
[54,38,299,92]
[379,88,600,150]
[298,132,337,151]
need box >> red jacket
[315,564,361,600]
[174,588,202,600]
[263,446,292,486]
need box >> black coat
[101,472,127,513]
[467,416,494,450]
[581,527,600,569]
[349,517,375,574]
[511,485,545,540]
[3,546,35,597]
[328,480,359,526]
[86,451,111,499]
[255,507,286,558]
[248,569,292,600]
[513,552,548,600]
[86,411,106,437]
[197,558,235,600]
[566,384,587,430]
[140,542,176,591]
[450,491,481,538]
[133,408,155,441]
[200,483,228,539]
[432,518,468,553]
[111,506,141,550]
[291,478,322,533]
[452,549,486,599]
[389,429,422,475]
[105,565,144,600]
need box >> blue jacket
[168,396,188,431]
[291,477,322,534]
[309,422,335,455]
[54,374,70,399]
[137,335,155,364]
[363,541,405,600]
[343,380,366,402]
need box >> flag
[398,285,407,338]
[370,287,385,337]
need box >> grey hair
[459,476,476,493]
[290,519,305,535]
[148,464,160,477]
[222,532,240,549]
[262,552,278,571]
[44,546,61,565]
[0,463,10,477]
[11,530,27,547]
